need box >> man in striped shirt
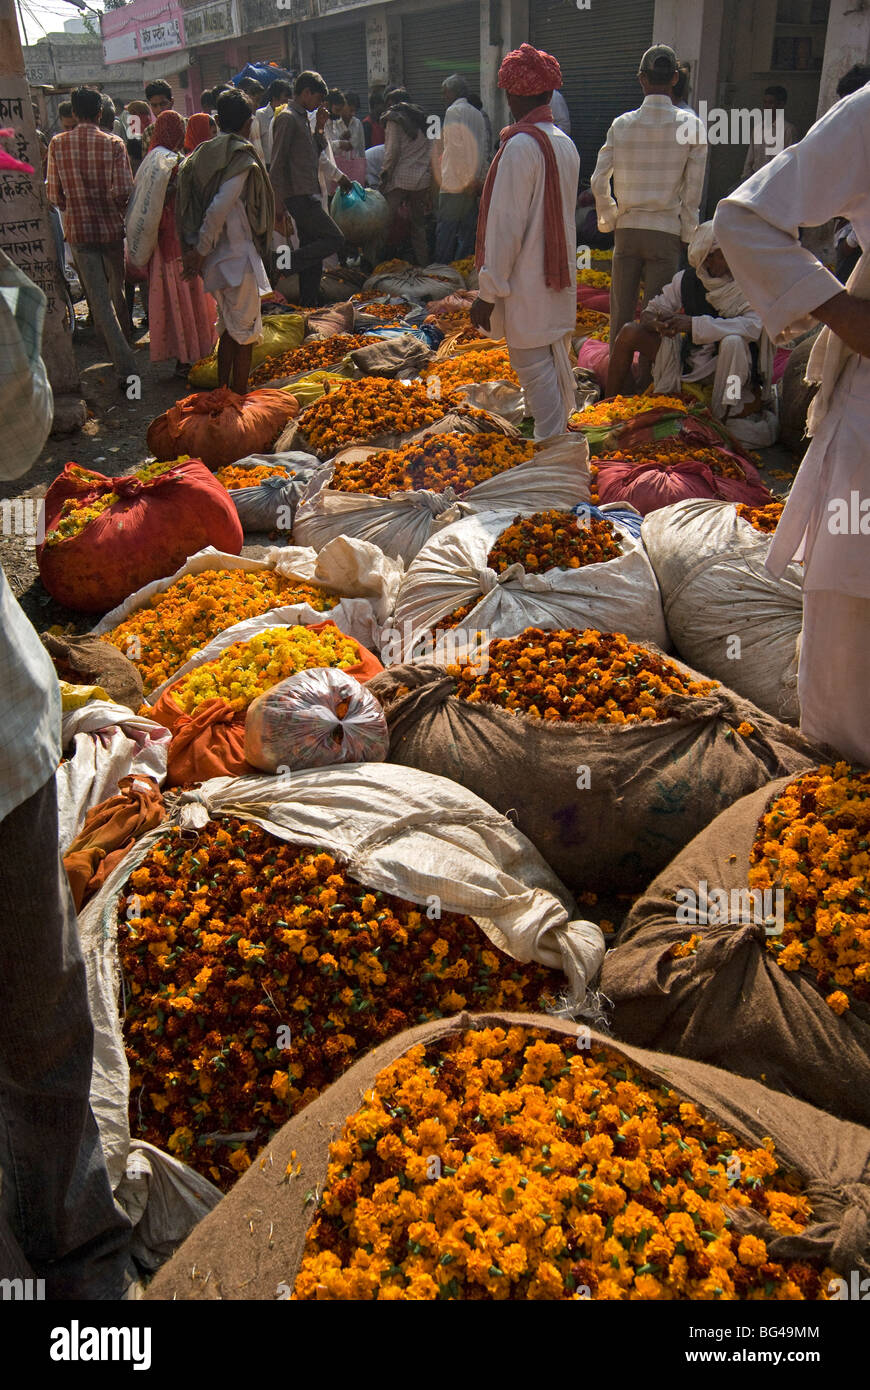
[46,85,136,387]
[592,45,707,362]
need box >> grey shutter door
[198,50,234,89]
[401,4,482,122]
[312,23,369,101]
[529,0,655,181]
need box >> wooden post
[0,0,84,430]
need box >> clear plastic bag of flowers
[244,666,390,772]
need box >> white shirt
[366,144,385,187]
[741,117,798,180]
[325,115,365,157]
[714,85,870,597]
[440,97,487,193]
[646,270,762,381]
[478,123,579,349]
[591,94,707,240]
[550,90,571,136]
[256,103,277,164]
[195,170,269,296]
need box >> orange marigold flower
[117,823,561,1190]
[291,1027,834,1301]
[448,627,717,725]
[750,764,870,1011]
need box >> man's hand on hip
[470,297,494,333]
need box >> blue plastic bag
[233,62,293,90]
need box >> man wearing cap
[591,45,707,355]
[469,44,579,440]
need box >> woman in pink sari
[145,110,217,370]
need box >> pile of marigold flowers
[448,628,717,724]
[422,348,519,389]
[329,433,536,497]
[577,268,612,289]
[574,307,611,341]
[737,501,785,534]
[570,396,687,430]
[450,256,476,279]
[749,763,870,1015]
[292,1025,834,1300]
[352,299,411,321]
[104,569,337,691]
[488,511,623,574]
[44,458,181,546]
[247,335,371,387]
[599,438,747,480]
[214,464,292,490]
[298,379,471,455]
[166,623,359,715]
[118,827,560,1186]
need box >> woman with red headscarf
[184,112,215,153]
[127,109,217,370]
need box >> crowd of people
[39,67,511,392]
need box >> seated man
[606,221,770,430]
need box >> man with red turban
[471,44,579,440]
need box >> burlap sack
[305,302,354,338]
[368,660,822,897]
[144,1009,870,1301]
[600,775,870,1127]
[347,332,432,378]
[42,632,144,711]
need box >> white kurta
[714,84,870,600]
[196,171,269,345]
[477,124,579,349]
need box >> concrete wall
[817,0,870,114]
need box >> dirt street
[0,313,182,630]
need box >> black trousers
[285,194,346,306]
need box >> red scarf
[474,105,570,291]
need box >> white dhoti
[800,591,870,765]
[509,335,576,441]
[214,276,264,346]
[652,331,755,420]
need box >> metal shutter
[529,0,655,181]
[198,49,234,89]
[401,5,481,122]
[312,23,368,101]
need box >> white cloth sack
[641,499,803,722]
[76,762,606,1188]
[91,539,402,697]
[363,262,466,301]
[394,503,669,651]
[56,701,171,854]
[125,146,181,268]
[114,1140,221,1274]
[140,602,382,707]
[292,436,592,562]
